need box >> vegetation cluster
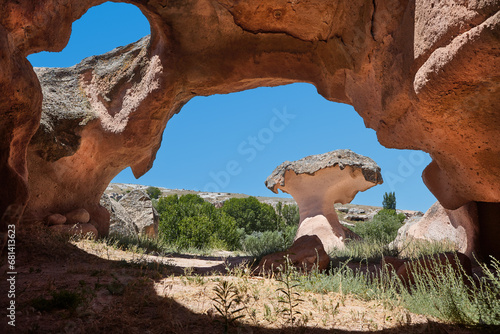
[154,193,299,255]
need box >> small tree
[146,186,162,199]
[382,192,396,210]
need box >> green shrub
[156,194,242,250]
[350,209,405,244]
[382,192,396,210]
[280,203,300,227]
[146,186,162,199]
[103,233,175,256]
[242,225,297,258]
[400,256,500,326]
[221,197,278,233]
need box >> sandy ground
[0,228,479,334]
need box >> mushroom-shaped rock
[265,149,383,253]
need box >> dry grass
[1,226,484,334]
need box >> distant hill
[105,183,423,225]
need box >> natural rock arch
[0,0,498,259]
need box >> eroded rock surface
[100,194,138,238]
[391,201,471,256]
[266,149,383,252]
[118,190,159,238]
[0,0,497,258]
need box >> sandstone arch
[0,0,498,259]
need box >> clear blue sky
[27,2,437,212]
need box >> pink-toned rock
[65,208,90,225]
[392,202,469,254]
[257,235,330,274]
[46,213,67,226]
[0,1,496,260]
[265,149,382,252]
[49,223,98,239]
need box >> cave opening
[25,1,435,213]
[113,82,436,212]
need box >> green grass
[88,226,500,328]
[298,253,500,328]
[241,226,297,258]
[102,233,176,256]
[330,239,399,265]
[396,238,459,259]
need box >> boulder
[118,190,159,238]
[46,213,66,226]
[257,235,330,273]
[65,208,90,225]
[348,208,365,215]
[99,194,138,237]
[391,201,473,256]
[345,214,369,222]
[265,149,383,252]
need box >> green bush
[350,209,405,244]
[221,197,278,233]
[278,202,300,227]
[382,192,396,210]
[400,256,500,326]
[241,225,297,258]
[146,186,162,199]
[156,194,242,250]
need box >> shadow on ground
[0,227,496,334]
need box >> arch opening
[113,82,436,212]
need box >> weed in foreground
[276,256,304,326]
[400,255,500,327]
[211,280,245,333]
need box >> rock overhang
[265,149,383,195]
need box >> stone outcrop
[265,149,383,252]
[391,201,476,256]
[99,194,138,238]
[0,1,497,259]
[117,190,159,238]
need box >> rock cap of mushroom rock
[265,149,383,193]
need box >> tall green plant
[350,209,405,244]
[382,192,396,210]
[276,256,303,326]
[156,194,241,250]
[212,280,245,333]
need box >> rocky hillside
[105,183,424,226]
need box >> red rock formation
[265,149,383,252]
[0,1,498,258]
[257,235,330,274]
